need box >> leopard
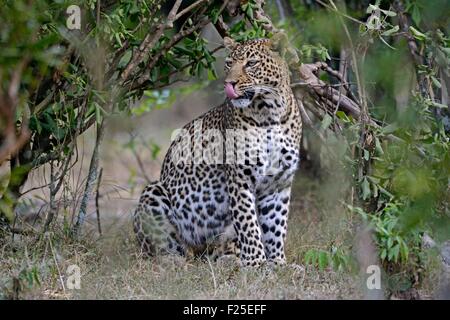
[133,36,302,267]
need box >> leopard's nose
[224,80,236,87]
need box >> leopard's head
[223,37,290,108]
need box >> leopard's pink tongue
[224,83,239,99]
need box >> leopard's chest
[255,135,299,193]
[233,123,300,193]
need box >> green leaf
[207,68,217,81]
[381,25,399,36]
[366,4,378,14]
[363,149,370,161]
[409,26,427,41]
[210,8,220,24]
[32,115,42,134]
[361,177,371,200]
[247,6,254,20]
[318,251,329,270]
[304,249,314,265]
[411,5,421,25]
[117,50,132,68]
[431,76,442,89]
[380,248,387,260]
[95,102,102,124]
[375,137,384,155]
[336,111,351,122]
[114,32,123,46]
[173,46,194,57]
[372,183,379,198]
[381,123,399,134]
[166,55,182,69]
[389,244,400,262]
[320,114,333,131]
[387,237,393,249]
[229,20,246,35]
[381,9,397,17]
[441,47,450,56]
[150,67,159,82]
[432,102,448,109]
[400,242,409,262]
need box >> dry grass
[0,220,361,300]
[0,173,367,300]
[1,167,441,300]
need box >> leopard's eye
[224,60,233,69]
[246,60,259,68]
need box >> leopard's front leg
[257,187,291,265]
[228,180,267,267]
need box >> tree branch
[119,0,183,84]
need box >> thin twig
[47,233,67,297]
[315,0,364,25]
[175,0,210,21]
[95,167,103,236]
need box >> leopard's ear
[224,37,237,51]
